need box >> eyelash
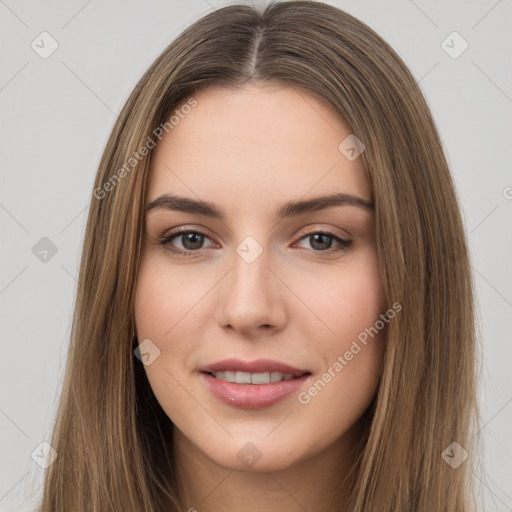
[157,228,353,257]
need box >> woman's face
[134,83,387,473]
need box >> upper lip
[200,358,310,377]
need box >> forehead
[146,84,372,209]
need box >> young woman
[39,2,479,510]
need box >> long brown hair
[39,2,479,510]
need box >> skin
[134,83,387,511]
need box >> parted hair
[40,2,479,510]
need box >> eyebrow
[144,192,374,222]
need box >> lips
[199,358,311,409]
[200,358,309,376]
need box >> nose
[216,245,287,338]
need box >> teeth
[211,371,296,384]
[237,371,252,384]
[270,371,283,382]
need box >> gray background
[0,0,511,510]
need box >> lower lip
[200,372,310,409]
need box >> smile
[199,358,311,409]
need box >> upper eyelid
[163,227,217,245]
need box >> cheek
[307,249,386,351]
[299,251,386,410]
[134,252,212,342]
[133,256,198,418]
[133,252,219,399]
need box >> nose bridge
[217,236,285,332]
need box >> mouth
[198,358,312,409]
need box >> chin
[195,433,307,473]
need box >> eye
[158,228,353,256]
[158,229,215,256]
[294,230,353,253]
